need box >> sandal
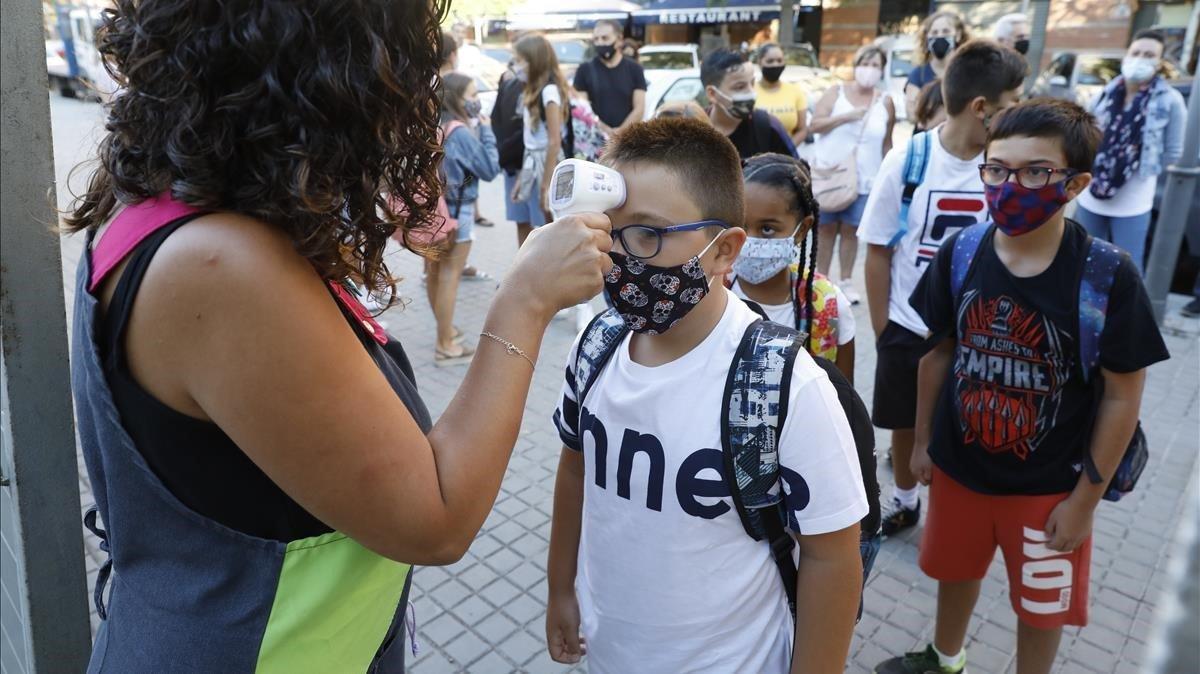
[434,343,475,367]
[462,266,493,282]
[475,215,496,227]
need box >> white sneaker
[841,281,862,306]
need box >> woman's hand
[499,212,612,322]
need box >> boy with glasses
[876,99,1168,673]
[545,117,868,673]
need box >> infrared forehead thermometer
[549,158,627,219]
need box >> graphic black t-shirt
[727,109,796,160]
[910,220,1169,495]
[573,57,648,128]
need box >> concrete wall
[0,0,93,671]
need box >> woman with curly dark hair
[65,1,611,671]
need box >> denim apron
[72,195,429,672]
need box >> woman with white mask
[808,44,896,304]
[1075,29,1187,275]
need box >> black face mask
[928,36,954,60]
[761,65,785,83]
[1013,38,1031,55]
[595,44,617,61]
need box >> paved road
[50,95,1200,673]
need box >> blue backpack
[571,308,877,622]
[948,223,1147,501]
[887,129,934,247]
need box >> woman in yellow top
[754,43,809,146]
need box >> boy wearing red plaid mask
[876,99,1169,674]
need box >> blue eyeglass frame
[611,219,731,260]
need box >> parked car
[1029,49,1186,106]
[548,35,591,83]
[643,68,706,119]
[46,6,114,101]
[639,44,700,71]
[749,43,836,107]
[874,34,914,120]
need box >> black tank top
[100,216,433,541]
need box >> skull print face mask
[603,235,722,335]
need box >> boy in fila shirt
[859,39,1027,536]
[545,117,867,673]
[875,100,1167,674]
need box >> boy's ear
[710,227,747,275]
[1065,172,1092,200]
[969,95,989,119]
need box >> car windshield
[1077,56,1121,86]
[783,47,818,67]
[891,49,912,77]
[552,40,588,64]
[641,51,694,70]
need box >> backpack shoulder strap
[949,222,992,299]
[890,130,932,247]
[572,308,629,422]
[1077,235,1123,383]
[90,194,205,292]
[722,319,803,619]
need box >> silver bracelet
[479,331,536,369]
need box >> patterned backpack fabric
[791,269,843,361]
[568,99,609,163]
[949,222,1146,501]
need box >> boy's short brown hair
[987,98,1102,173]
[603,117,745,227]
[942,39,1027,115]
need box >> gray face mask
[464,99,483,118]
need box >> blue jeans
[1075,205,1152,275]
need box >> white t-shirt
[1075,173,1156,218]
[729,279,857,345]
[858,126,988,335]
[553,294,867,674]
[523,83,564,151]
[818,86,891,194]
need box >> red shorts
[919,466,1091,628]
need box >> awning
[505,0,640,31]
[632,0,779,25]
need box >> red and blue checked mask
[984,180,1072,237]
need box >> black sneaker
[1182,298,1200,318]
[876,645,965,673]
[880,496,920,537]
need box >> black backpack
[494,75,526,175]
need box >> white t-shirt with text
[553,294,867,674]
[858,126,988,335]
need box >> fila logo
[1019,527,1073,615]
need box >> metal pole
[0,0,93,672]
[779,0,795,46]
[1144,84,1200,324]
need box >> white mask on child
[732,235,798,285]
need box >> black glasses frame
[978,163,1079,189]
[612,220,730,260]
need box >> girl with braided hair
[729,153,858,383]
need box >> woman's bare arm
[121,212,610,565]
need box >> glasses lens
[1018,167,1053,189]
[622,226,662,259]
[980,165,1008,186]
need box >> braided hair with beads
[741,153,821,355]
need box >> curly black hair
[742,153,820,355]
[65,0,449,299]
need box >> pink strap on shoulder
[89,193,203,292]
